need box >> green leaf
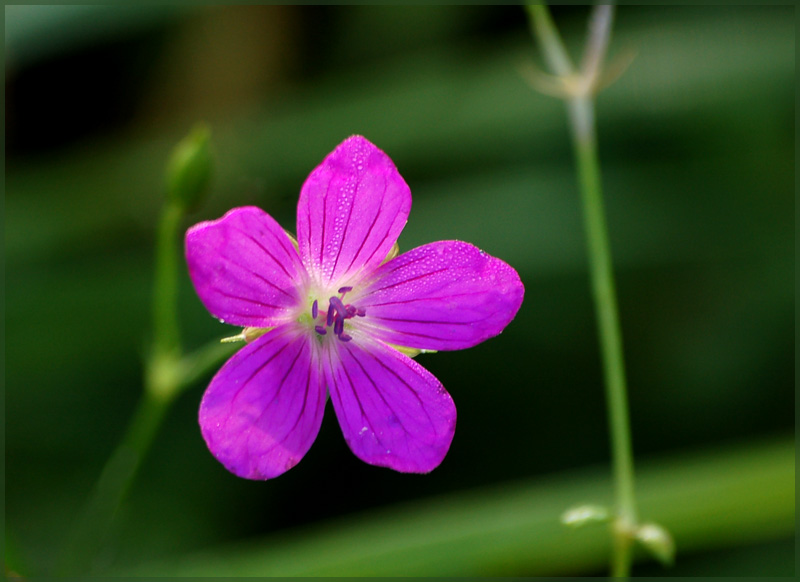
[113,437,793,576]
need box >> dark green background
[5,5,794,576]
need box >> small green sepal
[381,241,400,264]
[387,343,437,358]
[221,327,272,344]
[635,522,675,567]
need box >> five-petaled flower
[186,135,524,479]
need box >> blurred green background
[4,5,794,577]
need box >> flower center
[312,286,366,342]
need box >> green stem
[55,388,173,574]
[525,4,574,77]
[568,67,637,582]
[178,339,240,393]
[56,336,238,574]
[57,201,189,574]
[152,201,185,358]
[57,127,219,573]
[526,4,637,577]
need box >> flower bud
[166,124,213,210]
[635,522,675,566]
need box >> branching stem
[526,4,638,577]
[56,170,234,574]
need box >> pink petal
[324,335,456,473]
[199,325,325,480]
[355,241,524,351]
[296,136,411,288]
[186,206,308,327]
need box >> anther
[329,296,347,317]
[319,292,365,341]
[333,316,344,337]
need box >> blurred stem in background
[56,125,236,575]
[525,4,671,576]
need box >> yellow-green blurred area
[4,5,794,577]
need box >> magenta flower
[186,136,524,479]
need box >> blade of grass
[114,436,793,576]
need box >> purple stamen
[333,315,344,337]
[329,296,347,318]
[321,294,366,340]
[356,307,367,317]
[311,299,319,319]
[314,325,327,335]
